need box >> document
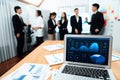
[45,53,64,66]
[2,63,51,80]
[43,44,64,51]
[112,54,120,61]
[52,69,60,80]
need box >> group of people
[47,8,83,40]
[47,3,104,40]
[12,3,104,57]
[48,12,68,40]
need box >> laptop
[53,35,115,80]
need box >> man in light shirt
[32,10,44,47]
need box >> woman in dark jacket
[47,12,57,40]
[58,12,68,40]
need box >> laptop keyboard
[62,65,110,80]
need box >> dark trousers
[35,37,44,47]
[16,33,24,57]
[60,33,64,40]
[59,30,68,40]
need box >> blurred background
[0,0,120,63]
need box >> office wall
[112,22,120,53]
[0,0,17,63]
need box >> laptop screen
[66,37,110,65]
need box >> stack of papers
[45,53,64,65]
[2,63,51,80]
[43,44,64,51]
[112,54,120,61]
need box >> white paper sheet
[52,69,60,80]
[112,54,120,61]
[43,44,64,51]
[2,63,51,80]
[45,53,64,66]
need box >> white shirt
[62,20,65,24]
[32,16,44,37]
[93,11,98,14]
[16,13,21,17]
[76,16,79,22]
[16,13,23,21]
[52,20,56,25]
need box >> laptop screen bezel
[64,35,112,69]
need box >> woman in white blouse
[32,10,44,47]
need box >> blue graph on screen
[70,42,99,53]
[90,54,105,64]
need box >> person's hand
[95,29,99,33]
[85,17,88,22]
[48,28,51,30]
[32,27,35,30]
[75,28,79,34]
[38,27,42,29]
[32,27,38,30]
[16,33,20,38]
[26,22,30,26]
[57,21,60,27]
[57,24,61,27]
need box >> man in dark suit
[12,6,28,57]
[70,8,82,34]
[86,3,104,35]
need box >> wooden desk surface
[1,41,120,80]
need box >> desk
[1,41,120,80]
